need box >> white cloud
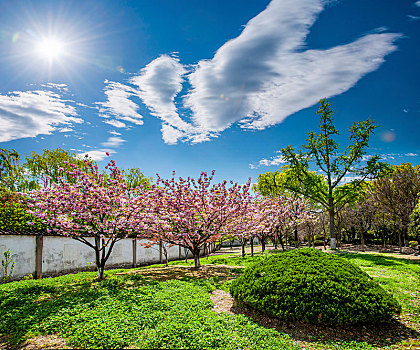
[97,80,143,125]
[78,150,114,162]
[103,119,127,128]
[250,154,287,169]
[0,90,82,142]
[184,0,400,136]
[129,55,194,137]
[127,0,400,144]
[108,130,121,136]
[405,153,418,157]
[415,1,420,7]
[59,127,74,133]
[408,14,420,20]
[101,136,126,148]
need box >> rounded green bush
[230,249,400,325]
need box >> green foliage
[409,199,420,240]
[23,148,91,188]
[0,270,297,349]
[140,311,295,350]
[1,249,15,282]
[121,167,152,191]
[0,200,47,232]
[230,248,400,325]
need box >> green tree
[121,168,152,192]
[373,163,420,248]
[409,199,420,241]
[280,99,388,249]
[23,148,90,188]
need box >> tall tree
[281,99,388,249]
[121,168,152,192]
[372,163,420,248]
[0,148,32,192]
[24,148,89,188]
[26,156,149,280]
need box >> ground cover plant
[0,248,419,349]
[230,249,401,325]
[0,268,297,349]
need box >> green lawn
[0,249,419,349]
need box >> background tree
[121,168,152,192]
[26,156,149,280]
[343,185,377,251]
[280,99,388,249]
[0,148,35,193]
[372,163,420,248]
[409,198,420,242]
[24,148,90,188]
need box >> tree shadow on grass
[116,265,244,283]
[228,299,420,348]
[338,252,420,269]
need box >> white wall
[0,235,197,280]
[0,235,36,279]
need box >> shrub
[0,201,47,232]
[230,248,400,325]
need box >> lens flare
[12,32,20,43]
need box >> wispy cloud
[108,130,121,136]
[183,0,400,138]
[79,150,114,162]
[407,14,420,20]
[101,136,126,148]
[97,80,143,125]
[129,54,194,144]
[103,119,127,128]
[249,153,287,169]
[0,90,82,142]
[415,1,420,7]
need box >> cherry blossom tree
[249,195,313,251]
[26,156,149,280]
[146,171,251,268]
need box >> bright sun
[36,38,64,60]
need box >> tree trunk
[94,236,105,280]
[329,208,337,249]
[361,229,365,252]
[241,241,245,257]
[279,234,285,251]
[261,238,266,252]
[193,248,201,268]
[404,227,409,247]
[250,237,254,257]
[398,228,402,253]
[163,246,168,267]
[294,227,298,248]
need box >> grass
[0,248,419,349]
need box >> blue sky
[0,0,419,184]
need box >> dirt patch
[210,289,236,314]
[116,264,244,282]
[0,335,67,350]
